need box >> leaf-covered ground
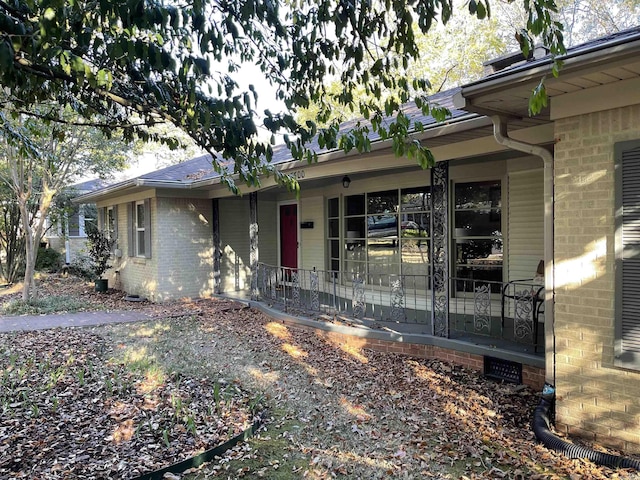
[0,326,259,479]
[1,274,639,479]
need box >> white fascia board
[76,113,489,202]
[460,36,640,101]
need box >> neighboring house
[75,28,640,454]
[46,178,106,263]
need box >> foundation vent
[484,356,523,384]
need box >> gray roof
[81,26,640,199]
[70,178,109,193]
[138,154,218,183]
[466,25,640,87]
[90,87,470,188]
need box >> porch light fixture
[342,175,351,188]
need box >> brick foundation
[276,317,546,391]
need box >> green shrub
[68,255,96,281]
[1,295,86,315]
[86,229,114,278]
[35,247,63,272]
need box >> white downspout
[491,115,555,386]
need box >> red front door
[280,204,298,269]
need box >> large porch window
[453,180,502,291]
[329,187,431,285]
[327,181,501,290]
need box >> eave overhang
[74,112,496,204]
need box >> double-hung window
[106,207,116,240]
[135,201,146,257]
[615,140,640,370]
[66,205,82,237]
[98,205,118,253]
[128,199,151,259]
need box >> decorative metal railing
[256,263,544,350]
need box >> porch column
[431,161,450,337]
[249,192,259,300]
[212,199,221,295]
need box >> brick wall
[554,104,640,453]
[107,201,160,300]
[272,318,545,390]
[107,197,215,302]
[47,236,88,263]
[155,197,214,301]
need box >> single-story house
[75,27,640,454]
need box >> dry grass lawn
[1,274,639,479]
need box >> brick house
[454,27,640,452]
[76,27,640,453]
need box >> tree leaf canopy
[0,0,566,192]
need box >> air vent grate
[484,356,522,384]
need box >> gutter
[74,112,490,202]
[461,32,640,98]
[73,178,189,203]
[133,178,191,189]
[491,115,555,387]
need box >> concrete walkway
[0,310,154,333]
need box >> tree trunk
[22,234,37,301]
[18,199,36,301]
[18,188,53,302]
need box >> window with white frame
[327,197,340,274]
[104,206,117,253]
[135,201,146,257]
[106,207,115,240]
[67,205,82,237]
[62,204,96,237]
[128,199,151,258]
[328,187,431,287]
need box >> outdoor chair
[501,260,545,343]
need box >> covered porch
[213,152,550,367]
[253,263,545,357]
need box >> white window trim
[135,201,146,257]
[106,206,114,240]
[336,187,432,282]
[66,205,86,238]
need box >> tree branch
[436,64,457,93]
[15,109,168,129]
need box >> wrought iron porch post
[431,161,450,337]
[249,192,259,300]
[212,199,221,295]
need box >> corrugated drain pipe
[492,117,640,471]
[533,385,640,470]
